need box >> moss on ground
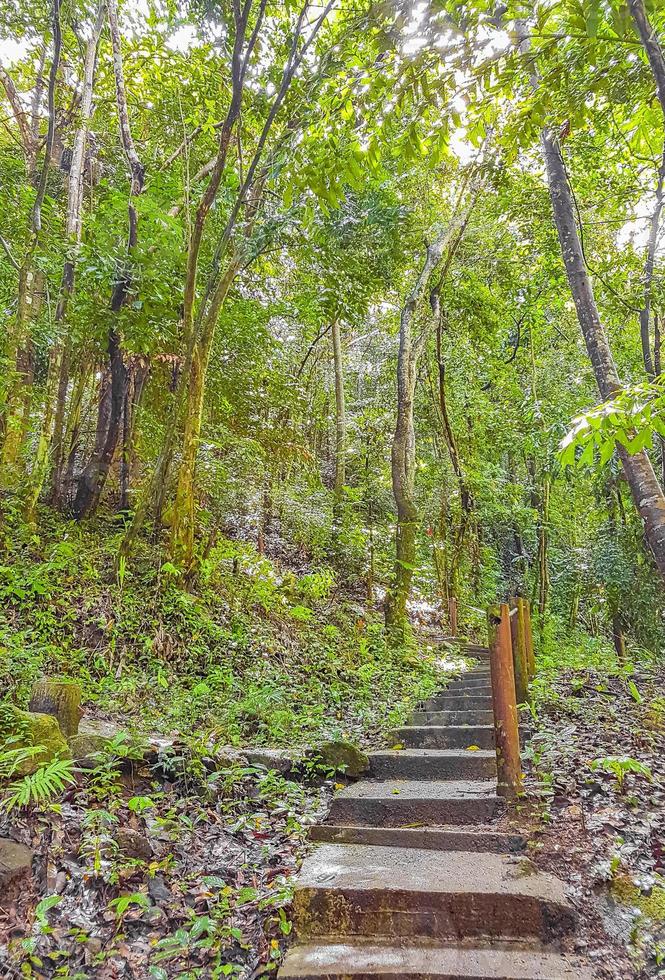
[612,875,665,922]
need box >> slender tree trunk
[331,319,346,514]
[121,2,334,564]
[170,260,240,565]
[540,128,665,576]
[515,19,665,578]
[26,2,105,518]
[73,0,144,518]
[1,1,61,474]
[385,189,479,637]
[536,472,550,615]
[169,3,334,566]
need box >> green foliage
[0,510,449,747]
[0,756,76,812]
[589,756,654,791]
[560,381,665,469]
[107,892,150,923]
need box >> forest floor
[1,508,663,977]
[0,507,461,978]
[521,659,665,978]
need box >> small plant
[117,553,127,591]
[0,740,44,779]
[589,755,653,791]
[107,891,150,924]
[127,794,158,814]
[79,808,119,874]
[1,756,76,812]
[34,894,62,934]
[628,680,643,704]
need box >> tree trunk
[73,0,144,518]
[170,260,240,566]
[385,190,480,637]
[27,3,105,518]
[540,124,665,577]
[536,471,550,615]
[29,677,82,737]
[1,0,61,475]
[331,319,346,514]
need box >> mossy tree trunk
[331,319,346,517]
[385,188,479,640]
[29,677,82,737]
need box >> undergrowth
[0,503,450,746]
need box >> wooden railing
[487,598,536,800]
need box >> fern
[1,757,77,812]
[0,740,45,779]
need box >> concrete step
[462,644,491,656]
[447,679,492,691]
[292,844,577,942]
[280,940,589,978]
[309,824,525,853]
[326,779,500,826]
[391,725,495,750]
[368,749,495,780]
[411,709,494,726]
[422,695,493,711]
[448,676,492,687]
[447,689,492,698]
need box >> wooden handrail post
[448,596,458,637]
[488,602,522,799]
[509,598,529,704]
[523,599,536,678]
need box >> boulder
[1,707,71,774]
[68,733,111,765]
[0,838,33,890]
[314,739,369,778]
[245,748,298,775]
[213,747,250,769]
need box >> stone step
[448,676,492,687]
[368,749,495,780]
[422,695,493,711]
[326,779,500,827]
[447,679,492,690]
[292,844,576,942]
[309,824,525,853]
[411,709,494,726]
[443,689,492,700]
[391,725,495,750]
[280,940,589,979]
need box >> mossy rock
[0,706,71,774]
[68,733,110,765]
[29,677,82,737]
[314,739,369,778]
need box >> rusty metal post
[487,603,522,799]
[448,596,458,637]
[509,599,529,704]
[523,599,536,678]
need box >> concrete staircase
[280,655,590,979]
